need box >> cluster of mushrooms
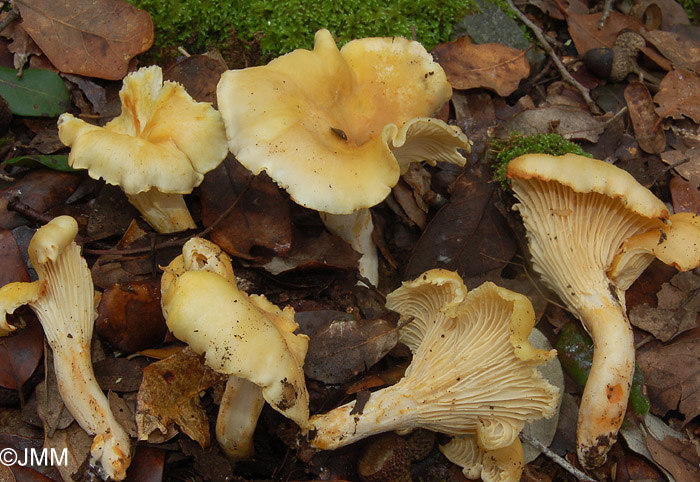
[1,28,699,482]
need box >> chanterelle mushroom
[309,269,559,481]
[58,65,228,233]
[0,216,131,480]
[160,237,310,456]
[216,29,470,285]
[507,153,700,468]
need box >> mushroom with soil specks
[507,153,700,468]
[0,216,131,480]
[160,238,310,458]
[58,65,228,233]
[216,29,470,285]
[308,269,559,482]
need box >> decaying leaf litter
[0,0,700,481]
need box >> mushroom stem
[126,189,196,233]
[26,217,131,480]
[576,295,634,469]
[215,375,265,460]
[310,380,419,450]
[52,339,131,480]
[320,209,378,286]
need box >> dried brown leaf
[163,51,228,105]
[123,446,165,482]
[15,0,153,80]
[43,422,93,482]
[433,36,530,96]
[258,229,361,275]
[0,311,43,391]
[406,164,516,279]
[304,314,398,384]
[654,69,700,124]
[96,279,167,353]
[136,347,226,447]
[661,147,700,181]
[200,155,293,260]
[624,81,666,153]
[645,431,700,482]
[642,29,700,73]
[637,337,700,422]
[567,12,642,53]
[0,229,29,287]
[500,104,606,142]
[670,175,700,214]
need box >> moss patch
[128,0,478,64]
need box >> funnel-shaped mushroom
[309,269,559,481]
[0,216,131,480]
[507,153,700,468]
[217,29,470,285]
[58,65,228,233]
[161,237,310,456]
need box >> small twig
[599,0,614,29]
[6,196,54,224]
[177,46,190,57]
[519,431,597,481]
[505,0,602,115]
[0,8,19,35]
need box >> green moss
[127,0,478,63]
[679,0,700,22]
[490,133,592,190]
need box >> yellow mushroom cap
[507,153,669,219]
[440,435,524,482]
[162,263,309,429]
[58,65,228,196]
[217,29,470,215]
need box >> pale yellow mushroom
[308,269,559,482]
[58,65,228,233]
[0,216,131,480]
[507,153,700,468]
[160,238,310,458]
[217,29,470,285]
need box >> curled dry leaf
[637,336,700,423]
[654,69,700,124]
[406,164,516,279]
[624,81,666,154]
[136,347,226,447]
[15,0,153,80]
[432,36,530,96]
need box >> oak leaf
[433,36,530,96]
[654,69,700,124]
[15,0,153,80]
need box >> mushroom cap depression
[217,29,470,215]
[309,269,559,459]
[507,153,700,468]
[58,65,228,196]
